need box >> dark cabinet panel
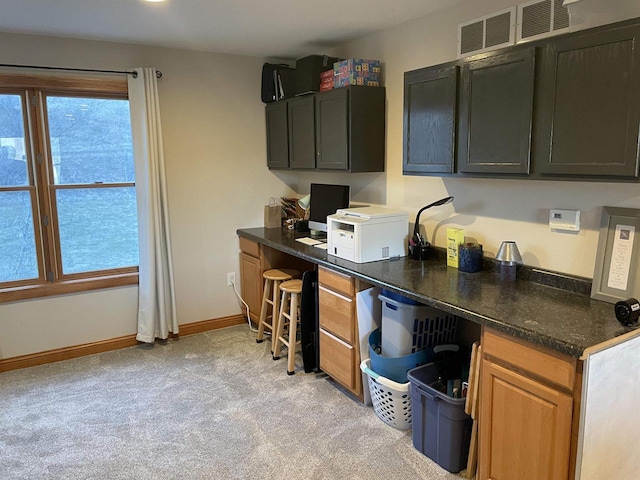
[316,88,349,170]
[458,48,535,174]
[287,96,316,169]
[265,101,289,169]
[315,86,385,172]
[403,65,458,174]
[535,24,640,178]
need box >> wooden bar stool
[272,279,303,375]
[256,269,298,351]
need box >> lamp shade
[298,194,311,210]
[495,241,522,265]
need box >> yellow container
[446,228,465,268]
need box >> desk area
[238,226,634,358]
[238,226,640,480]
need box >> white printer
[326,206,409,263]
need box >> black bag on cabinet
[261,63,295,103]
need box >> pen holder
[410,243,431,261]
[459,243,483,273]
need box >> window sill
[0,273,139,304]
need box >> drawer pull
[319,285,352,303]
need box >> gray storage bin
[407,356,472,473]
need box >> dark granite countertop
[238,227,639,358]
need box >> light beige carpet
[0,325,464,479]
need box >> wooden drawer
[318,285,354,344]
[319,266,354,297]
[483,328,576,392]
[239,237,260,257]
[319,329,356,390]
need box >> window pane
[57,187,139,274]
[0,191,39,282]
[0,94,29,186]
[46,97,134,184]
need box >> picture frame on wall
[591,206,640,304]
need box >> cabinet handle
[319,285,352,303]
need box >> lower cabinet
[318,266,363,399]
[239,238,263,325]
[479,328,577,480]
[238,237,313,326]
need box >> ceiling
[0,0,467,59]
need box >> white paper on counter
[356,286,381,406]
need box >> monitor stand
[309,229,327,241]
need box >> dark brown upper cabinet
[534,23,640,179]
[265,101,289,169]
[266,86,385,172]
[457,48,535,175]
[403,65,458,174]
[403,17,640,182]
[315,86,386,172]
[287,95,316,169]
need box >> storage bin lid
[381,289,423,305]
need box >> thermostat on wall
[549,209,580,232]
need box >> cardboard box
[320,69,334,81]
[334,59,382,87]
[319,79,334,91]
[446,228,465,268]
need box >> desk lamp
[298,194,311,218]
[295,194,311,232]
[410,196,454,260]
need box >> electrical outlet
[227,272,236,286]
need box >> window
[0,74,139,302]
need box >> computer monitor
[308,183,350,235]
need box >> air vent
[457,7,516,58]
[517,0,570,43]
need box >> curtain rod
[0,63,163,79]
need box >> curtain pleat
[128,67,178,343]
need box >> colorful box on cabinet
[446,228,465,268]
[333,59,382,87]
[319,69,335,91]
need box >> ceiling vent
[517,0,570,42]
[457,7,516,58]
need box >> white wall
[0,33,293,359]
[2,1,640,359]
[320,0,640,277]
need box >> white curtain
[128,67,178,343]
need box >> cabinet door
[315,88,349,170]
[403,65,458,174]
[479,359,573,480]
[239,252,262,325]
[287,96,316,169]
[265,101,289,169]
[535,25,640,178]
[458,48,535,174]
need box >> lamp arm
[413,202,441,241]
[412,196,454,244]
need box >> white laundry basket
[360,359,412,430]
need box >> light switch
[549,209,580,232]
